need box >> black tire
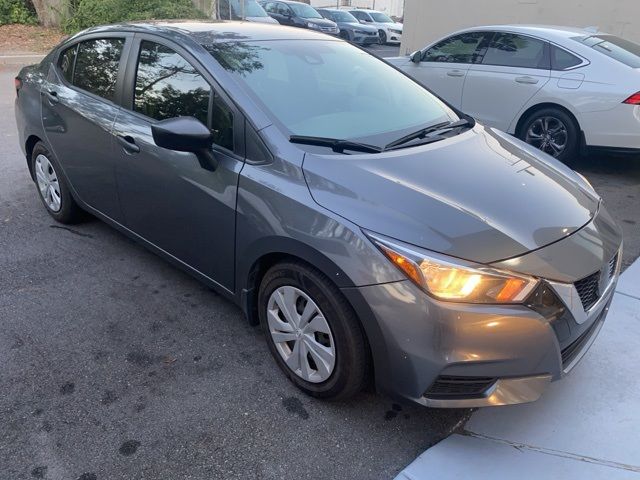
[518,107,580,165]
[31,142,85,224]
[340,30,351,41]
[258,261,369,400]
[378,30,387,45]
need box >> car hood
[343,22,377,32]
[302,126,600,264]
[246,16,279,24]
[307,18,337,27]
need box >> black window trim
[122,33,245,159]
[53,32,133,107]
[420,29,590,71]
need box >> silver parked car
[388,25,640,163]
[15,22,622,407]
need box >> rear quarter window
[58,45,77,82]
[551,46,583,70]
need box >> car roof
[74,20,331,43]
[459,24,605,42]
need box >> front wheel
[518,107,579,165]
[378,30,387,45]
[258,261,369,400]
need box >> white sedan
[387,25,640,163]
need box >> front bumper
[343,217,622,408]
[387,31,402,43]
[353,32,379,45]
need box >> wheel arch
[514,102,581,138]
[25,134,43,179]
[237,237,357,326]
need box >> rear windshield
[572,34,640,68]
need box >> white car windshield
[289,3,322,19]
[206,40,457,143]
[370,12,393,23]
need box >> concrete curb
[0,54,45,66]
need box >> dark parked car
[15,22,622,408]
[260,0,338,35]
[317,8,379,45]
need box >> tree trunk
[31,0,66,27]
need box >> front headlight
[307,22,321,29]
[369,233,539,304]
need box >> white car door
[401,32,489,108]
[461,32,551,132]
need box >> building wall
[310,0,405,18]
[401,0,640,55]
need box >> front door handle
[515,76,539,85]
[116,135,140,154]
[447,70,465,77]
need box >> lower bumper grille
[425,376,497,399]
[561,314,603,368]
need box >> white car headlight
[368,233,539,304]
[307,22,320,29]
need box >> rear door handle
[43,90,59,104]
[117,135,140,154]
[447,70,465,77]
[515,76,539,85]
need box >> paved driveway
[0,65,468,480]
[2,59,639,480]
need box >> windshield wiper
[290,135,383,154]
[384,119,471,150]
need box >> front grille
[320,26,338,33]
[573,252,618,312]
[574,271,600,311]
[425,376,497,399]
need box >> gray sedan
[317,8,379,45]
[14,22,622,408]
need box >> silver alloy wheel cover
[267,286,336,383]
[525,116,569,158]
[34,154,62,212]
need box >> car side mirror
[410,50,422,63]
[152,116,218,171]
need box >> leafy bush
[62,0,206,33]
[0,0,38,25]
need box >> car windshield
[206,40,457,143]
[370,12,393,23]
[289,3,322,18]
[330,11,358,23]
[572,34,640,68]
[222,0,269,18]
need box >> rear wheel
[378,30,387,45]
[518,107,579,165]
[258,261,368,400]
[31,142,84,224]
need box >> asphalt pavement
[0,64,468,480]
[2,55,640,480]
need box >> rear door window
[573,34,640,68]
[423,32,488,63]
[73,38,125,101]
[482,33,550,69]
[58,45,77,82]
